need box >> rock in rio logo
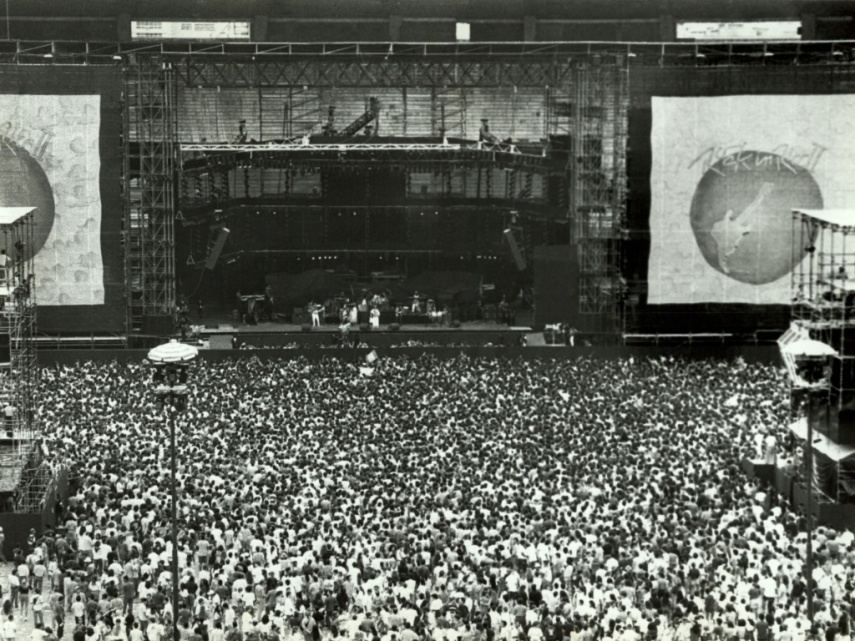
[688,143,825,285]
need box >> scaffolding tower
[789,209,855,504]
[791,210,855,411]
[0,209,47,513]
[570,56,629,343]
[124,58,179,334]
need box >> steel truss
[0,211,47,513]
[571,56,628,342]
[177,202,562,230]
[124,59,178,333]
[177,58,574,89]
[180,141,526,154]
[179,141,555,179]
[0,40,852,68]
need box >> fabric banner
[648,95,855,305]
[0,94,102,306]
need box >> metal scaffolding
[571,56,629,342]
[791,210,855,412]
[124,58,179,334]
[0,209,47,513]
[786,209,855,507]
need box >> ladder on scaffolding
[431,87,467,137]
[259,87,323,141]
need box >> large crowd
[9,354,850,641]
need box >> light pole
[780,336,836,624]
[147,340,198,641]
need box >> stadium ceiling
[5,0,855,43]
[10,0,855,21]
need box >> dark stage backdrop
[0,66,123,334]
[177,209,566,305]
[533,245,577,329]
[626,64,855,334]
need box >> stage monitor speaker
[504,229,526,271]
[205,228,230,270]
[533,245,579,330]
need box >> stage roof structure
[793,209,855,231]
[0,207,35,226]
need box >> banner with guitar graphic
[647,94,855,305]
[0,94,103,306]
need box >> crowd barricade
[37,344,781,366]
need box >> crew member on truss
[479,119,499,144]
[234,119,247,144]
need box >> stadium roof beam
[0,39,849,69]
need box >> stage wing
[648,94,855,305]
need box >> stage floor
[194,318,532,335]
[190,305,533,335]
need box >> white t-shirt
[0,618,14,640]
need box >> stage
[189,315,533,350]
[181,303,534,344]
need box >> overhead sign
[131,20,251,41]
[677,21,801,41]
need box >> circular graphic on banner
[0,142,55,258]
[690,151,823,285]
